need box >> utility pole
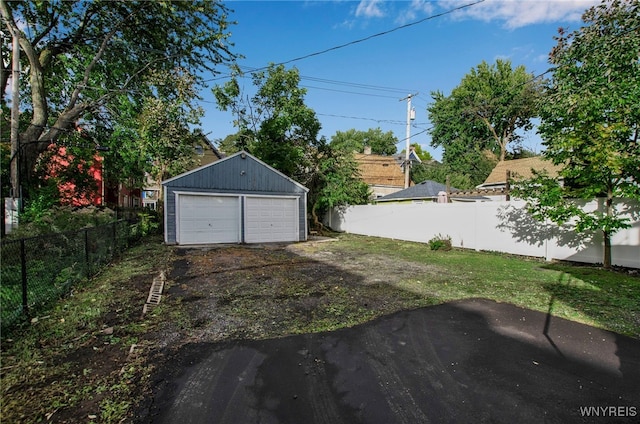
[401,93,417,189]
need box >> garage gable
[163,151,307,194]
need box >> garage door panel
[245,197,298,243]
[178,195,240,244]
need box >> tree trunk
[603,229,611,269]
[603,191,613,269]
[310,202,321,231]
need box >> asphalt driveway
[142,298,639,423]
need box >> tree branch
[31,7,58,47]
[1,0,48,142]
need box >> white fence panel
[325,200,639,268]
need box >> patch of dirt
[46,272,154,424]
[288,241,444,285]
[1,268,157,424]
[147,240,442,349]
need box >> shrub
[428,234,452,251]
[136,210,160,237]
[9,206,116,239]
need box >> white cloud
[396,0,436,24]
[442,0,600,29]
[355,0,386,18]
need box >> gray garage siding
[163,151,308,244]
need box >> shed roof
[482,157,563,186]
[354,153,407,187]
[377,180,458,202]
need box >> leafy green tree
[99,96,147,203]
[428,59,543,184]
[306,144,370,229]
[329,128,398,155]
[515,0,640,269]
[214,64,370,228]
[215,133,245,156]
[410,162,474,189]
[0,0,235,199]
[506,147,538,160]
[138,68,204,205]
[214,64,323,180]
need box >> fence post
[84,228,90,274]
[112,221,117,254]
[20,238,28,316]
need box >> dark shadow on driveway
[138,298,640,424]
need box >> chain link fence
[1,220,145,333]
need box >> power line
[301,85,401,99]
[204,0,485,81]
[197,1,494,127]
[207,65,419,96]
[317,112,430,127]
[259,0,486,70]
[299,75,415,95]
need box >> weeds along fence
[1,219,144,333]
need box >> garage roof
[162,150,308,193]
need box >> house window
[143,190,157,200]
[194,145,204,156]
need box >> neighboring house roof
[193,136,225,168]
[480,156,563,188]
[354,153,407,188]
[144,135,224,195]
[377,180,456,202]
[393,148,422,165]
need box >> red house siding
[47,146,104,207]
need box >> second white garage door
[244,196,299,243]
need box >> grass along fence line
[0,219,146,333]
[324,234,640,339]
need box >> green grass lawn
[326,234,640,338]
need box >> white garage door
[245,197,299,243]
[178,195,240,244]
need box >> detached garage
[163,151,308,245]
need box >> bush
[8,206,116,239]
[428,234,452,251]
[136,210,160,237]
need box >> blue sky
[201,0,599,160]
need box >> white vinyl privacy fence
[324,199,639,269]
